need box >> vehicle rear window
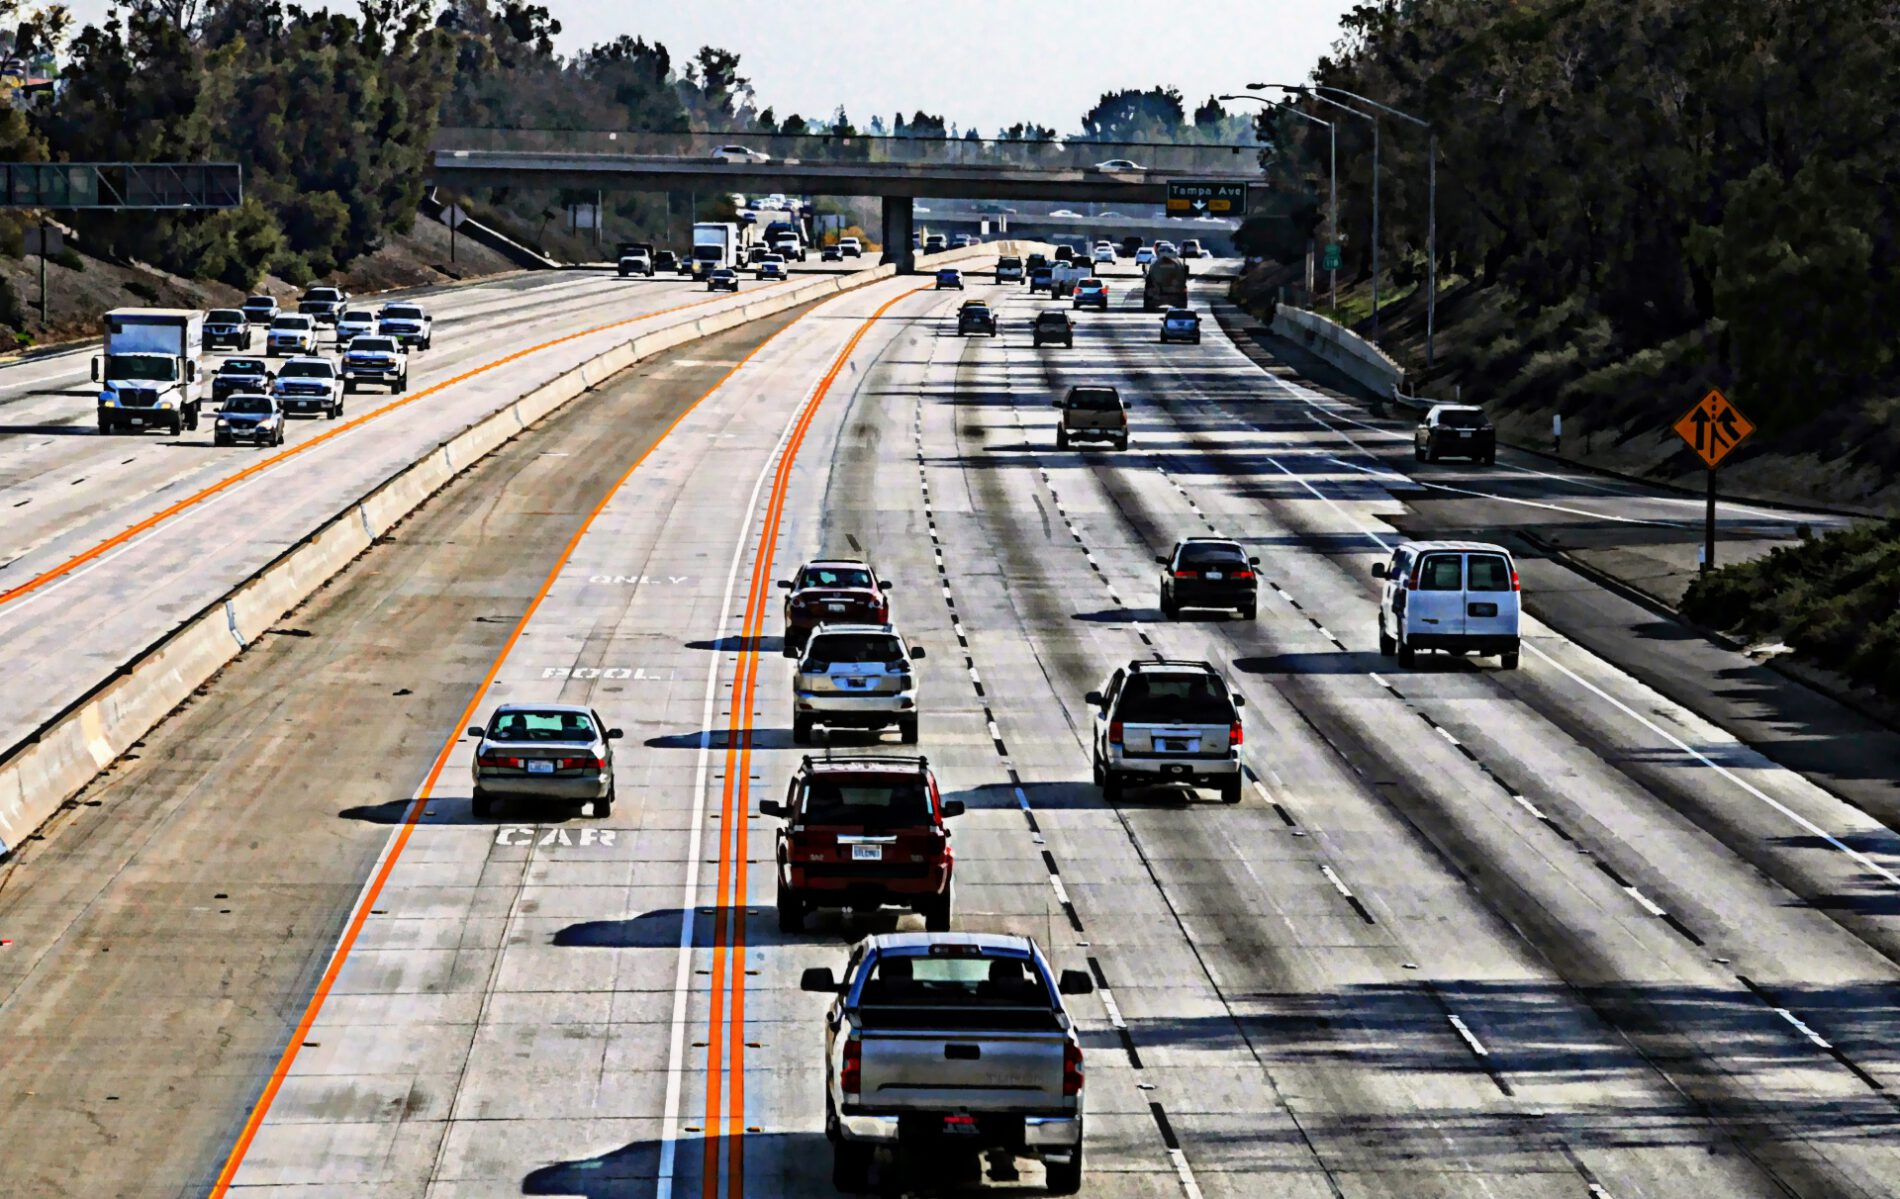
[1117,673,1232,723]
[382,306,423,319]
[1467,554,1513,592]
[999,257,1022,268]
[350,337,397,353]
[1417,554,1463,590]
[279,361,333,378]
[225,395,272,414]
[1177,543,1246,568]
[806,633,904,666]
[1066,389,1120,411]
[221,359,266,374]
[801,777,929,827]
[209,309,243,322]
[799,567,874,590]
[1439,409,1489,428]
[1035,312,1066,325]
[487,710,597,741]
[856,953,1057,1030]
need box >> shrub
[125,279,159,303]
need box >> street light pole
[1292,89,1380,332]
[1220,93,1337,306]
[1309,85,1436,366]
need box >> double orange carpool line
[204,291,814,1199]
[701,285,930,1199]
[0,282,793,608]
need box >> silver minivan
[1373,540,1521,669]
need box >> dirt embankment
[0,212,519,352]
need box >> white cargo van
[1373,540,1522,669]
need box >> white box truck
[93,308,206,435]
[691,222,740,278]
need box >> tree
[1079,86,1186,142]
[681,45,749,127]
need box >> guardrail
[0,241,1046,857]
[1269,304,1408,400]
[433,128,1264,176]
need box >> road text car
[1373,541,1521,668]
[466,703,623,817]
[212,393,284,448]
[1089,659,1244,803]
[762,754,961,932]
[1159,538,1258,619]
[1415,403,1497,464]
[793,624,925,744]
[802,932,1092,1193]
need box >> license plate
[129,418,144,426]
[1160,738,1199,753]
[526,760,554,774]
[1469,602,1498,617]
[852,844,883,861]
[840,677,869,689]
[1206,571,1223,580]
[826,603,847,613]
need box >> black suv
[1031,311,1073,347]
[1415,404,1497,464]
[213,357,273,404]
[957,301,997,337]
[1158,538,1259,619]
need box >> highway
[3,257,1900,1199]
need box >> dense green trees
[1306,0,1900,441]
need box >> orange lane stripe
[205,297,810,1199]
[716,284,930,1199]
[0,281,797,608]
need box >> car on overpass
[466,703,623,818]
[1050,209,1082,218]
[1093,158,1144,171]
[710,144,772,163]
[707,268,740,292]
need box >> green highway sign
[1166,180,1248,216]
[1321,242,1342,271]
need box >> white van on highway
[1373,540,1522,669]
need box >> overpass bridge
[429,128,1262,269]
[915,207,1240,251]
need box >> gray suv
[1088,659,1244,803]
[1054,385,1128,450]
[793,624,926,744]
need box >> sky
[58,0,1362,135]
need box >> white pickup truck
[803,931,1092,1193]
[1049,259,1091,300]
[376,302,433,350]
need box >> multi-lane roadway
[3,256,1899,1199]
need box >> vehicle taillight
[1229,721,1243,747]
[478,753,520,768]
[1511,569,1521,592]
[1231,569,1254,579]
[841,1038,862,1094]
[1108,721,1123,744]
[1408,563,1422,590]
[1173,570,1198,579]
[1062,1041,1084,1096]
[560,756,606,770]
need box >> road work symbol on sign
[1673,389,1755,469]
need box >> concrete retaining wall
[1270,304,1407,399]
[0,241,1042,856]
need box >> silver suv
[793,624,926,744]
[1088,659,1244,803]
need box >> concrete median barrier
[1270,303,1407,399]
[0,241,1043,857]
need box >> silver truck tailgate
[858,1026,1069,1111]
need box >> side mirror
[1154,555,1168,565]
[1371,563,1387,578]
[1249,557,1260,566]
[465,726,485,739]
[1051,399,1063,408]
[1233,695,1245,708]
[186,362,198,381]
[800,967,841,993]
[941,799,966,818]
[90,357,101,382]
[879,579,892,590]
[777,580,793,590]
[1084,690,1104,707]
[759,799,787,818]
[606,728,624,740]
[909,645,927,659]
[1057,969,1094,996]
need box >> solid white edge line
[1318,864,1355,900]
[655,358,819,1199]
[1447,1013,1490,1057]
[1168,1147,1206,1199]
[1774,1007,1833,1050]
[1624,885,1668,918]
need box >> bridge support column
[880,195,914,273]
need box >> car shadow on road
[338,795,598,825]
[685,633,784,654]
[0,422,99,435]
[946,779,1214,811]
[1234,651,1393,676]
[554,905,810,952]
[644,727,808,752]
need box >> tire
[398,376,407,394]
[1045,1144,1083,1195]
[214,433,230,447]
[1484,450,1497,465]
[1219,775,1243,805]
[1091,748,1105,787]
[898,716,919,744]
[275,425,286,447]
[328,401,341,420]
[1160,593,1177,620]
[595,782,614,818]
[1101,770,1123,804]
[1115,434,1129,451]
[1501,649,1521,671]
[472,793,496,819]
[169,416,182,437]
[776,880,805,933]
[919,883,952,932]
[1239,601,1257,621]
[1426,444,1438,463]
[792,714,814,744]
[1414,443,1426,462]
[1397,637,1417,666]
[832,1140,872,1193]
[98,416,113,435]
[1378,626,1396,656]
[1056,427,1069,449]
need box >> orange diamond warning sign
[1673,389,1755,469]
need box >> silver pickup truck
[803,931,1093,1194]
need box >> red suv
[759,754,964,932]
[778,559,891,656]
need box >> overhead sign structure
[1673,388,1755,469]
[1166,180,1248,216]
[1672,388,1757,572]
[0,162,241,209]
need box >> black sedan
[1159,538,1259,620]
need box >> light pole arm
[1308,84,1430,130]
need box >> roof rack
[803,753,929,771]
[1129,658,1220,673]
